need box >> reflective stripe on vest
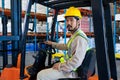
[67,29,88,49]
[60,30,88,63]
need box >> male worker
[37,6,88,80]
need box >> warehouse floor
[0,52,120,79]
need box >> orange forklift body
[0,54,30,80]
[0,67,29,80]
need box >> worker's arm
[44,41,68,50]
[59,36,88,72]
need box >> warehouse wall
[0,0,48,33]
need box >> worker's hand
[44,41,52,45]
[52,63,60,70]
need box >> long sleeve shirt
[51,31,88,73]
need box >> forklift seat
[58,48,96,80]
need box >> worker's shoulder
[74,36,88,42]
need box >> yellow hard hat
[64,6,82,19]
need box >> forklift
[0,0,117,80]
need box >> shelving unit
[0,7,95,38]
[1,7,120,40]
[0,32,94,39]
[0,8,46,21]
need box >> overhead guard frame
[20,0,117,80]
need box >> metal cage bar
[104,3,117,80]
[91,0,111,80]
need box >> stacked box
[80,17,90,32]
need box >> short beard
[69,27,78,32]
[68,27,78,34]
[67,25,75,31]
[67,23,79,33]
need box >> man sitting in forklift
[37,6,88,80]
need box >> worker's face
[66,17,80,32]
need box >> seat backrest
[76,48,96,80]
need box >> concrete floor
[0,52,120,80]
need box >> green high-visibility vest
[67,29,88,49]
[60,29,88,63]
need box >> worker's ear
[77,19,80,26]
